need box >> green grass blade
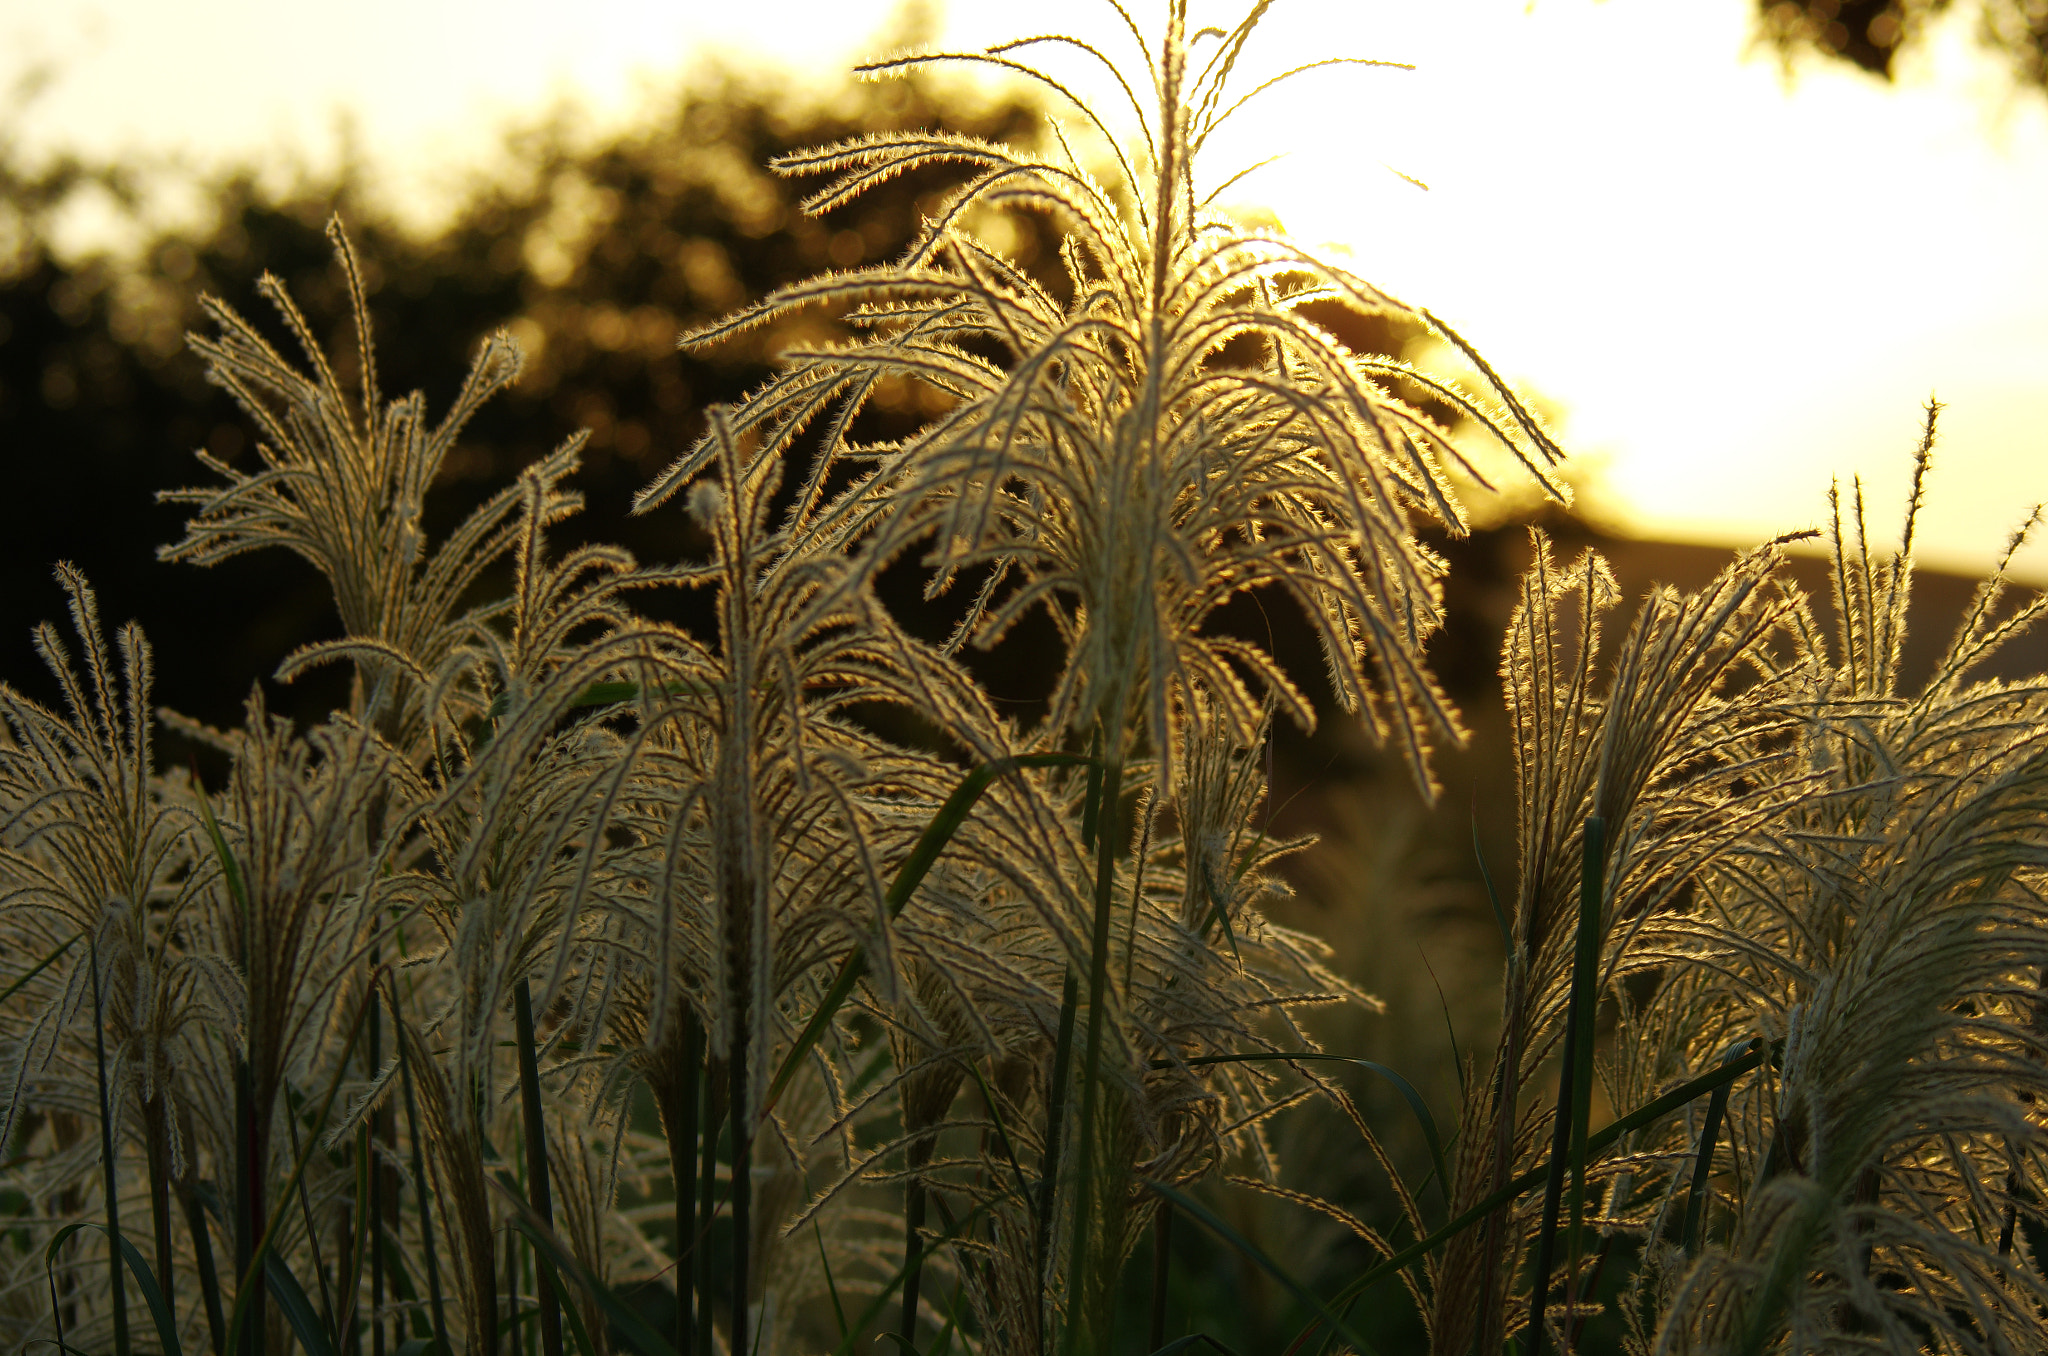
[1144,1181,1380,1356]
[1529,814,1605,1356]
[815,1222,850,1344]
[264,1253,336,1356]
[45,1221,183,1356]
[1296,1040,1767,1350]
[190,781,249,916]
[178,1183,227,1356]
[498,1197,676,1356]
[1167,1053,1450,1225]
[533,1249,598,1356]
[0,933,78,1008]
[223,979,382,1356]
[87,934,131,1356]
[764,753,1087,1111]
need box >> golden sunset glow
[12,0,2047,573]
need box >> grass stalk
[224,978,380,1356]
[89,932,133,1356]
[899,1136,936,1343]
[144,1093,176,1330]
[514,978,565,1356]
[1148,1196,1172,1352]
[1528,815,1605,1356]
[368,969,386,1356]
[1061,747,1127,1356]
[1031,740,1105,1351]
[696,1062,724,1356]
[728,1043,751,1356]
[1564,817,1607,1274]
[1035,967,1080,1334]
[388,983,449,1356]
[653,1009,704,1355]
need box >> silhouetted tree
[0,64,1055,736]
[1755,0,2048,88]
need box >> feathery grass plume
[151,219,669,1355]
[0,570,195,1352]
[649,6,1565,1350]
[1619,429,2048,1355]
[651,0,1566,797]
[581,411,1027,1353]
[799,708,1373,1354]
[161,217,593,749]
[35,9,2048,1354]
[1425,531,1813,1356]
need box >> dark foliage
[1756,0,2048,87]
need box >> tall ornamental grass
[5,6,2047,1355]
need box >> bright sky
[7,0,2047,578]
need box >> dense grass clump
[5,5,2048,1355]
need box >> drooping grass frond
[654,2,1567,796]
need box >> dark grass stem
[728,1043,751,1356]
[144,1096,175,1337]
[514,979,565,1356]
[656,1009,704,1356]
[697,1064,724,1356]
[89,932,133,1356]
[899,1137,936,1343]
[388,983,449,1356]
[178,1179,227,1356]
[1062,748,1127,1356]
[224,976,383,1356]
[1148,1198,1173,1352]
[1680,1058,1737,1257]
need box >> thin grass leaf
[1169,1053,1450,1223]
[0,933,78,1008]
[501,1198,676,1356]
[1303,1040,1767,1342]
[45,1221,183,1356]
[223,976,382,1356]
[1144,1181,1380,1356]
[764,752,1089,1111]
[264,1252,336,1356]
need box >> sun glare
[10,0,2048,575]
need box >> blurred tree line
[16,0,2033,739]
[1756,0,2048,86]
[0,44,1452,754]
[0,57,1076,737]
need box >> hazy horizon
[7,0,2046,579]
